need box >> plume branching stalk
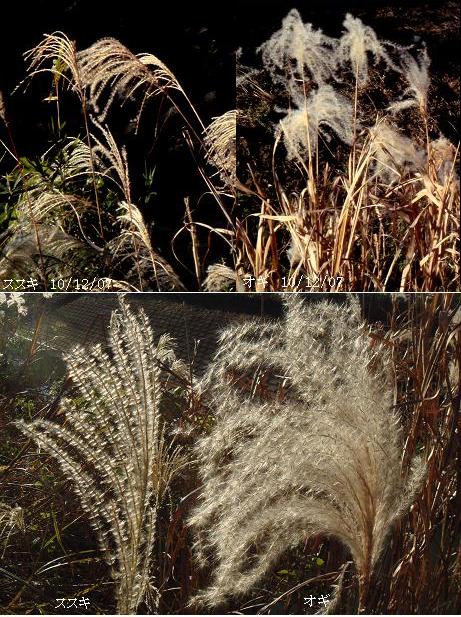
[77,37,206,138]
[17,298,187,613]
[189,296,426,611]
[203,110,237,190]
[116,201,186,291]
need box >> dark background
[1,0,459,153]
[235,0,459,47]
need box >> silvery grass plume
[278,85,354,160]
[76,36,209,141]
[91,121,184,290]
[388,47,431,116]
[368,120,426,185]
[0,91,6,124]
[258,8,337,90]
[0,503,25,558]
[202,263,237,291]
[257,11,432,168]
[113,201,186,291]
[204,110,236,189]
[337,14,402,85]
[189,296,426,611]
[17,191,95,227]
[18,32,85,102]
[0,226,84,280]
[17,298,187,613]
[77,37,181,123]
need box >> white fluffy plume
[189,296,425,608]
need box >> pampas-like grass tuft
[279,85,354,159]
[77,37,180,121]
[258,9,337,88]
[114,201,186,291]
[189,296,426,611]
[337,13,402,84]
[236,10,459,290]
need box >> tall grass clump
[236,10,459,291]
[189,296,426,611]
[1,293,459,614]
[0,34,235,290]
[16,298,187,613]
[373,293,461,613]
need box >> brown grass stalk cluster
[371,293,461,612]
[236,11,460,292]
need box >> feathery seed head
[337,14,400,85]
[77,38,180,121]
[202,263,237,291]
[388,48,431,117]
[16,297,187,613]
[204,110,236,189]
[279,85,354,160]
[114,201,186,291]
[258,9,337,89]
[189,296,426,607]
[428,136,459,187]
[0,91,6,124]
[19,32,83,99]
[368,120,426,184]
